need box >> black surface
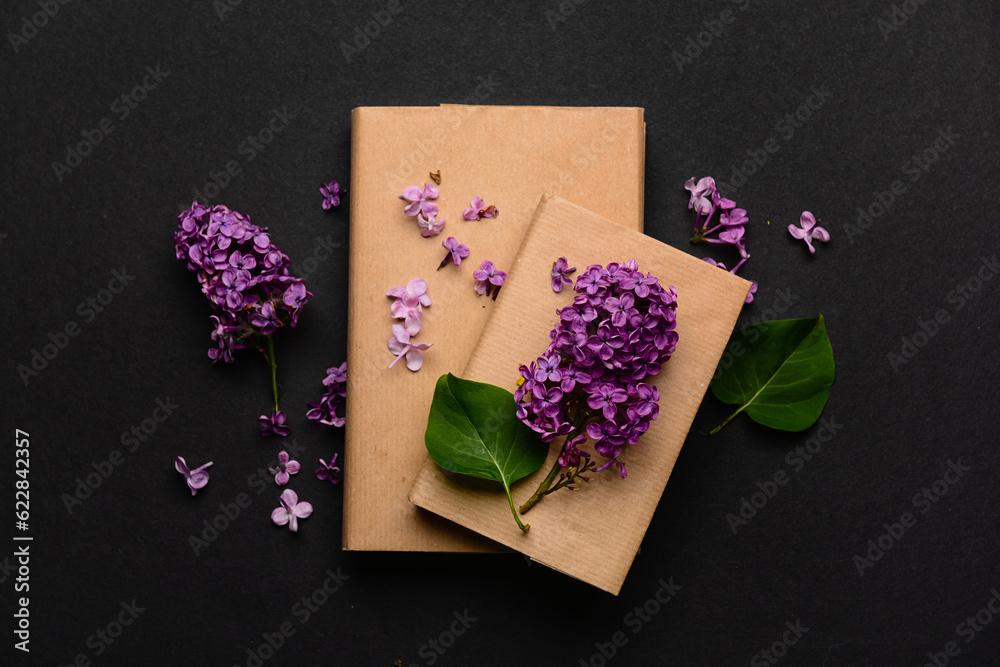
[3,1,999,665]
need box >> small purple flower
[720,208,748,227]
[531,384,564,419]
[386,278,432,307]
[400,183,439,218]
[551,257,576,293]
[388,324,432,371]
[586,420,627,458]
[462,196,498,221]
[390,296,424,335]
[259,410,291,437]
[175,456,213,496]
[558,433,590,468]
[316,454,341,484]
[684,176,717,215]
[417,214,445,237]
[269,450,301,485]
[270,489,313,532]
[788,211,830,254]
[282,282,309,310]
[534,354,562,382]
[703,257,727,270]
[251,301,281,335]
[605,292,638,328]
[320,181,343,209]
[587,325,625,362]
[745,280,758,304]
[438,237,470,270]
[473,260,506,299]
[632,383,660,418]
[712,190,736,210]
[587,383,629,420]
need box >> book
[344,105,646,551]
[409,195,751,594]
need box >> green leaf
[424,373,548,532]
[709,315,835,433]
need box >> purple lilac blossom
[175,456,213,496]
[259,410,291,438]
[174,202,312,363]
[315,454,341,483]
[514,261,678,478]
[473,260,506,297]
[551,257,576,293]
[271,489,313,532]
[269,450,301,485]
[320,181,343,209]
[788,211,830,254]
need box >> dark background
[2,1,998,665]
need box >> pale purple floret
[400,183,439,218]
[175,456,213,496]
[271,489,313,532]
[388,324,432,372]
[788,211,830,254]
[269,450,301,486]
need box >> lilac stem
[264,335,279,411]
[730,256,749,274]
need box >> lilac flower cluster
[174,202,312,362]
[685,177,757,303]
[306,362,347,427]
[514,260,678,478]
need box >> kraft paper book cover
[409,195,751,594]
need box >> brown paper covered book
[344,105,646,552]
[409,195,751,594]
